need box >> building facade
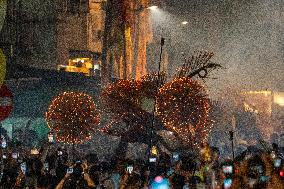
[1,0,158,79]
[0,0,105,72]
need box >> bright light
[147,5,158,10]
[280,170,284,177]
[181,21,189,25]
[274,92,284,107]
[154,176,163,183]
[151,146,158,156]
[243,90,272,96]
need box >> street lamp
[148,37,165,160]
[147,0,161,10]
[181,21,189,25]
[147,5,158,10]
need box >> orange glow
[58,57,93,76]
[151,145,158,155]
[110,0,153,79]
[243,90,272,96]
[274,92,284,107]
[243,102,258,113]
[239,90,284,140]
[124,27,133,79]
[135,8,153,79]
[241,90,272,115]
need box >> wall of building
[56,0,106,66]
[1,0,105,70]
[88,0,105,53]
[56,15,89,66]
[13,0,57,70]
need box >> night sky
[151,0,283,98]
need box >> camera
[67,168,73,174]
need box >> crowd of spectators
[0,142,283,189]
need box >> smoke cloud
[149,0,283,98]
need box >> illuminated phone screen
[172,153,179,162]
[44,163,49,171]
[67,168,73,174]
[48,134,54,143]
[12,152,19,159]
[149,157,157,163]
[21,162,27,173]
[224,178,232,189]
[222,166,233,174]
[126,166,133,174]
[274,159,281,167]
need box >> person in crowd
[109,158,124,189]
[170,161,186,189]
[55,161,95,189]
[120,160,142,189]
[1,141,284,189]
[98,161,115,188]
[1,156,19,189]
[88,161,115,188]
